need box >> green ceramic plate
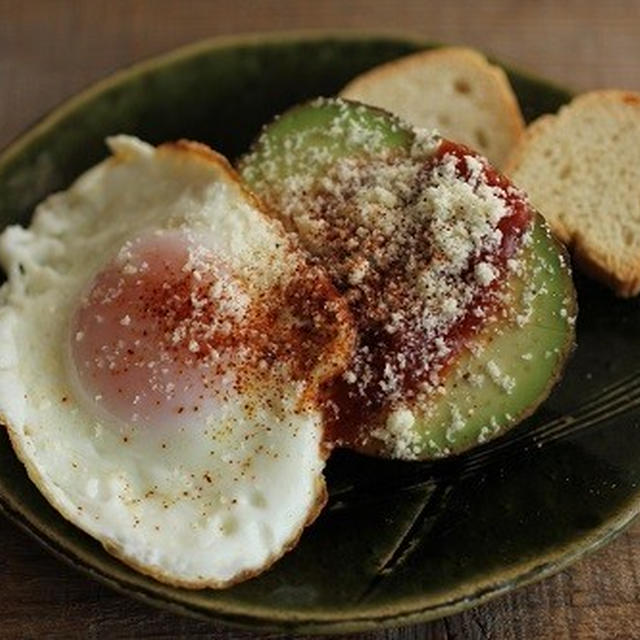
[1,32,639,635]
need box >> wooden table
[2,1,640,638]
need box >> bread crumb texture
[506,90,640,297]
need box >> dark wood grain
[2,1,640,638]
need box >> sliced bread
[339,47,525,168]
[506,90,640,297]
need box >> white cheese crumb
[189,340,200,353]
[347,257,369,285]
[486,359,516,394]
[122,264,138,275]
[446,404,466,443]
[475,261,497,286]
[387,407,415,434]
[373,406,420,459]
[468,373,486,388]
[343,370,357,384]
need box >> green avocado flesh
[418,216,575,457]
[240,98,414,182]
[239,98,576,459]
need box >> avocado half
[238,98,576,459]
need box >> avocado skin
[239,98,576,460]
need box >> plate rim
[1,488,638,634]
[0,29,636,634]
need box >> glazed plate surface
[0,33,639,634]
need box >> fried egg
[0,136,354,587]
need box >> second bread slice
[506,90,640,297]
[340,47,525,168]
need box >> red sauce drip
[321,139,533,448]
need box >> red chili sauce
[321,139,533,449]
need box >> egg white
[0,136,352,587]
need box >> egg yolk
[68,231,250,430]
